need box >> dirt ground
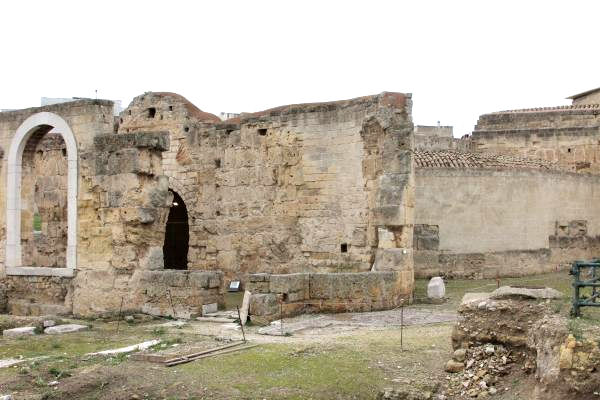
[0,272,595,400]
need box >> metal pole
[167,288,177,319]
[116,296,124,333]
[237,306,246,343]
[400,302,404,350]
[280,301,284,336]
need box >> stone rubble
[44,324,89,335]
[427,277,446,300]
[442,344,524,398]
[2,327,37,337]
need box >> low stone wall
[246,271,412,322]
[135,270,223,319]
[1,276,71,316]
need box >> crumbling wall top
[225,91,409,125]
[0,99,114,123]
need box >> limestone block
[372,248,412,272]
[377,227,396,249]
[269,273,308,294]
[201,303,218,316]
[427,277,445,299]
[490,286,563,300]
[249,293,279,316]
[140,247,164,270]
[309,274,333,299]
[3,327,37,337]
[208,274,221,289]
[286,291,306,302]
[188,272,209,288]
[248,273,270,283]
[44,324,89,335]
[240,290,251,325]
[246,281,269,294]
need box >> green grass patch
[176,343,383,399]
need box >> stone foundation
[1,276,71,316]
[135,270,224,319]
[246,271,413,322]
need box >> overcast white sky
[1,0,598,137]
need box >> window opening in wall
[258,128,267,136]
[20,127,68,268]
[163,190,189,270]
[147,107,156,118]
[214,159,221,168]
[341,243,348,253]
[169,105,173,111]
[33,213,42,234]
[568,148,572,153]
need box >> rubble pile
[443,344,534,398]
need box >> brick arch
[5,112,77,276]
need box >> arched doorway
[6,112,78,276]
[163,189,189,270]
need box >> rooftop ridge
[489,103,600,115]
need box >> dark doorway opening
[163,190,189,270]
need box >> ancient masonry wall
[246,271,408,322]
[0,91,415,317]
[0,101,224,317]
[414,164,600,278]
[119,92,415,284]
[472,106,600,172]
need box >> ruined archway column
[5,112,78,276]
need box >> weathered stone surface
[490,286,563,300]
[0,92,414,320]
[377,388,432,400]
[201,303,218,316]
[248,271,410,322]
[44,324,89,334]
[444,359,464,373]
[239,290,251,326]
[249,294,279,317]
[427,277,445,299]
[3,327,37,337]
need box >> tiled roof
[414,150,563,171]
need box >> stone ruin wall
[0,100,224,317]
[413,153,600,278]
[247,271,409,322]
[0,91,415,318]
[472,106,600,173]
[118,92,415,284]
[0,100,115,315]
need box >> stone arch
[167,176,192,208]
[6,112,77,276]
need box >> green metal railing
[570,259,600,317]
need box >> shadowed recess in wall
[163,190,189,270]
